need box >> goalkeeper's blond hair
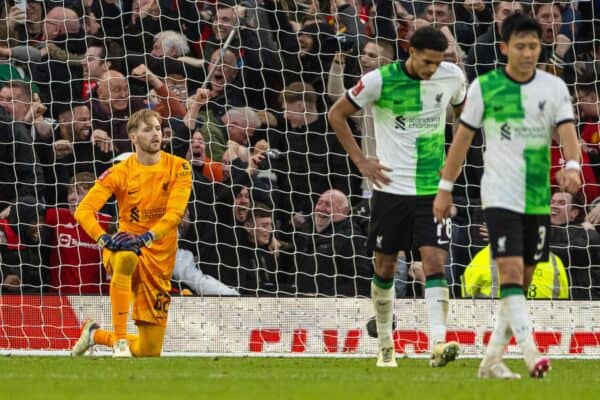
[127,108,161,135]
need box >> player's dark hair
[501,13,542,43]
[409,26,448,52]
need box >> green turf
[1,357,599,400]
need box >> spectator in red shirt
[45,172,113,295]
[551,128,600,204]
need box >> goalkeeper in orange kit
[71,109,192,357]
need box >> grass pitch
[1,357,598,400]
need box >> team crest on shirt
[351,80,365,96]
[177,162,192,177]
[538,99,547,118]
[435,92,443,105]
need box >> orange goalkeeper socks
[93,329,138,349]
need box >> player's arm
[451,66,468,121]
[328,72,392,188]
[554,79,582,194]
[145,159,193,243]
[556,121,582,194]
[74,180,115,242]
[328,96,363,164]
[434,78,482,222]
[433,123,476,221]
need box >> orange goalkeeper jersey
[74,151,193,270]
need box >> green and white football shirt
[460,68,574,215]
[347,61,466,196]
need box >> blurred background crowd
[0,0,599,299]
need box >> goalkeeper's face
[131,117,163,155]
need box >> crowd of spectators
[0,0,599,299]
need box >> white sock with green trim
[425,285,449,345]
[503,294,539,368]
[371,275,395,349]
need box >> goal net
[0,0,600,357]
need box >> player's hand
[97,232,141,254]
[433,190,453,222]
[133,231,155,248]
[356,158,392,189]
[556,168,582,194]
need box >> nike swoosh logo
[118,312,128,315]
[128,190,138,195]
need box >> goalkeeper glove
[134,231,155,249]
[97,232,141,255]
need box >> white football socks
[425,286,449,345]
[503,294,539,368]
[371,281,395,349]
[483,300,512,364]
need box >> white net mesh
[0,0,599,355]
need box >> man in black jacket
[294,189,372,297]
[237,204,294,296]
[0,106,38,209]
[550,191,600,299]
[201,0,280,110]
[272,82,360,218]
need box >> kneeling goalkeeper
[71,109,192,357]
